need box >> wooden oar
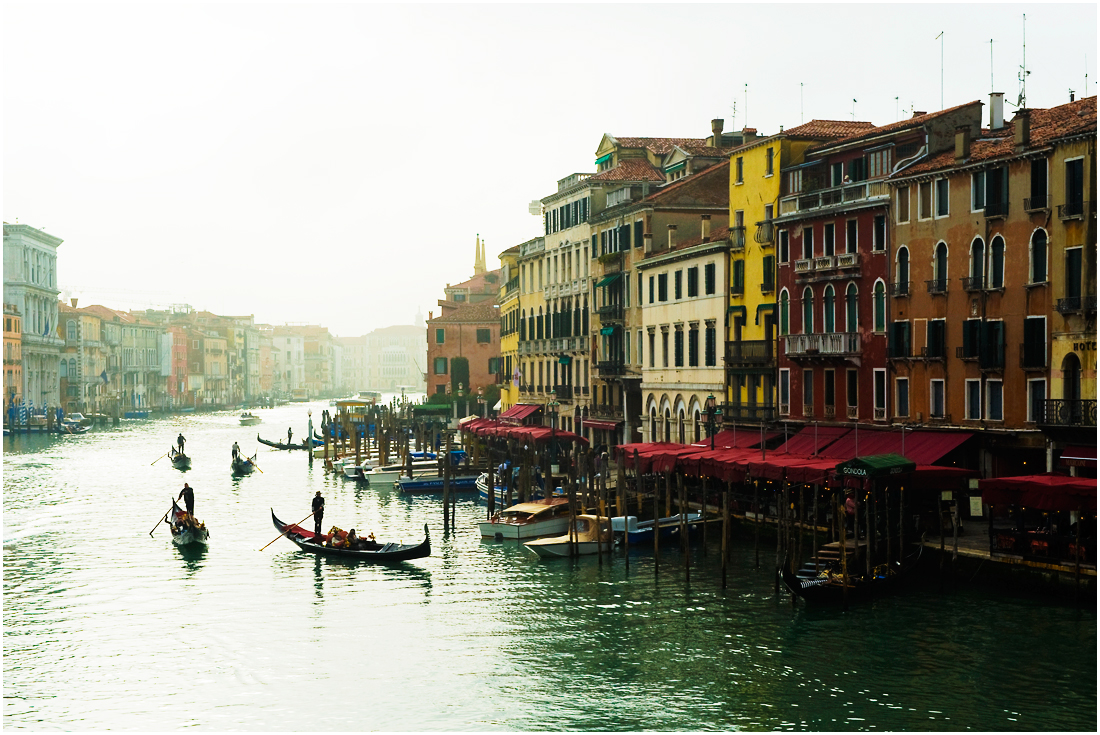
[150,452,168,466]
[259,511,315,551]
[148,508,171,537]
[249,455,263,474]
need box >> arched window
[60,360,67,378]
[845,283,858,333]
[663,409,671,443]
[678,409,685,444]
[990,236,1005,289]
[934,242,948,287]
[779,289,790,336]
[66,320,77,341]
[69,358,77,377]
[970,237,985,286]
[1030,229,1047,284]
[537,307,544,339]
[1062,352,1082,403]
[896,247,910,293]
[823,285,836,333]
[520,310,527,341]
[802,287,814,334]
[873,280,886,333]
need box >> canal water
[3,400,1096,731]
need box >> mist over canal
[3,401,1095,731]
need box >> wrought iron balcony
[590,403,623,420]
[760,281,774,294]
[921,342,947,361]
[926,278,948,295]
[753,221,774,244]
[595,303,624,322]
[596,360,625,378]
[1057,200,1094,219]
[785,332,861,358]
[1024,195,1050,212]
[962,276,985,292]
[726,340,772,366]
[1038,399,1097,427]
[889,281,910,297]
[778,180,889,215]
[1056,296,1083,314]
[730,227,746,251]
[554,384,573,400]
[984,199,1009,218]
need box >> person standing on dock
[178,483,195,516]
[312,491,325,542]
[177,433,186,454]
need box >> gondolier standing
[287,427,293,446]
[232,441,240,460]
[178,483,195,516]
[312,491,325,541]
[177,433,186,453]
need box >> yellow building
[497,243,521,411]
[725,120,874,423]
[515,236,547,412]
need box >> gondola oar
[248,455,263,474]
[148,508,171,537]
[259,510,315,551]
[150,452,168,466]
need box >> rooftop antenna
[729,99,737,132]
[744,83,749,129]
[990,38,995,93]
[851,98,857,121]
[1016,13,1029,108]
[801,82,804,124]
[895,96,899,121]
[936,31,944,109]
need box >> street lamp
[477,386,485,418]
[705,394,717,450]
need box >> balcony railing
[847,406,859,420]
[726,340,772,365]
[785,332,861,357]
[778,180,889,215]
[590,403,623,419]
[595,303,624,322]
[874,407,887,421]
[889,281,910,297]
[824,405,836,418]
[1024,195,1050,212]
[753,221,774,244]
[554,384,573,400]
[926,278,948,295]
[596,360,625,377]
[1039,399,1097,427]
[1057,200,1094,219]
[730,227,746,251]
[813,255,836,271]
[984,199,1009,218]
[922,342,947,361]
[1020,342,1047,370]
[722,403,777,423]
[794,259,814,274]
[836,252,860,269]
[962,276,985,292]
[803,404,814,418]
[1056,295,1096,314]
[760,281,774,294]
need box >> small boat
[611,513,704,545]
[168,499,209,547]
[169,447,191,470]
[475,472,558,505]
[67,412,93,427]
[239,412,262,426]
[342,462,374,481]
[270,509,430,562]
[125,410,149,419]
[781,540,924,605]
[54,418,89,435]
[396,474,481,494]
[524,515,612,558]
[479,498,573,539]
[367,460,445,485]
[232,454,257,475]
[256,433,319,450]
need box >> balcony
[595,303,624,323]
[599,252,623,275]
[754,221,775,245]
[874,407,887,421]
[889,281,910,297]
[824,405,836,418]
[1020,342,1047,370]
[1039,399,1097,427]
[1056,295,1096,314]
[794,259,814,274]
[836,252,860,269]
[554,384,573,400]
[962,276,985,292]
[847,406,859,420]
[926,278,948,295]
[1057,200,1094,220]
[803,404,815,418]
[983,199,1009,219]
[730,227,746,252]
[590,403,623,420]
[1024,195,1050,212]
[813,255,835,271]
[723,403,777,423]
[955,346,978,362]
[597,360,625,378]
[785,332,861,359]
[778,180,890,216]
[921,343,947,361]
[726,340,772,366]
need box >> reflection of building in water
[341,313,427,393]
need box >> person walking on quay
[177,433,186,454]
[312,491,325,542]
[178,483,195,517]
[232,441,240,460]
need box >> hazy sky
[5,3,1096,338]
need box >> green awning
[595,153,612,166]
[595,273,622,288]
[599,326,615,335]
[728,305,747,323]
[558,355,572,365]
[835,453,917,479]
[755,303,775,325]
[665,161,686,173]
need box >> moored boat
[168,499,209,547]
[781,539,924,605]
[396,474,481,494]
[479,498,572,539]
[169,447,191,469]
[524,515,612,558]
[611,513,704,545]
[270,509,430,562]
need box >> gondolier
[177,433,186,453]
[287,427,293,445]
[232,441,240,460]
[178,483,195,516]
[312,491,325,540]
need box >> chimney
[1070,90,1076,101]
[954,125,971,162]
[643,232,654,254]
[70,298,78,308]
[710,118,724,147]
[742,127,757,142]
[701,214,711,242]
[1013,108,1031,151]
[989,92,1004,130]
[912,110,927,119]
[667,224,678,250]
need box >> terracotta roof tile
[645,159,730,205]
[645,225,732,259]
[808,100,983,153]
[781,119,877,139]
[611,137,709,155]
[427,302,500,324]
[588,159,665,183]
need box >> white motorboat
[524,515,612,558]
[239,412,262,426]
[362,460,441,486]
[478,498,572,540]
[342,462,375,481]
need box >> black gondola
[257,433,321,450]
[270,509,430,562]
[169,447,191,469]
[781,541,924,605]
[232,454,257,475]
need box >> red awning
[584,419,621,431]
[772,426,850,456]
[980,473,1097,512]
[815,429,972,464]
[746,454,821,481]
[498,403,541,424]
[1060,445,1097,468]
[691,429,781,450]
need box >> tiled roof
[644,159,730,207]
[427,302,500,324]
[447,268,502,294]
[676,144,736,157]
[781,119,877,139]
[900,97,1097,177]
[611,137,709,156]
[78,304,133,322]
[645,225,733,259]
[808,100,983,153]
[588,158,665,183]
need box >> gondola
[231,454,257,475]
[257,433,321,450]
[168,499,209,547]
[781,540,924,605]
[169,447,191,469]
[270,509,430,562]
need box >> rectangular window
[987,380,1003,421]
[649,331,656,368]
[704,263,716,295]
[435,328,445,344]
[846,369,858,408]
[971,171,986,211]
[625,331,630,366]
[961,319,981,359]
[778,230,789,263]
[735,157,744,184]
[873,215,886,251]
[649,275,655,304]
[488,357,500,376]
[897,186,910,222]
[1022,316,1046,368]
[823,223,835,257]
[732,260,745,295]
[845,219,857,254]
[1066,158,1085,212]
[674,329,684,367]
[926,320,946,358]
[661,331,669,367]
[931,380,945,418]
[638,273,643,304]
[765,147,774,176]
[918,180,932,219]
[705,326,716,366]
[634,220,644,248]
[966,379,981,420]
[896,377,910,417]
[889,321,911,358]
[874,369,886,416]
[434,357,447,375]
[476,329,490,343]
[436,383,447,394]
[1030,159,1048,203]
[935,178,949,217]
[687,267,699,297]
[802,227,814,259]
[824,369,835,409]
[762,255,775,292]
[780,369,790,414]
[658,274,668,302]
[674,270,683,300]
[803,369,814,408]
[688,328,699,367]
[637,329,643,364]
[1027,379,1046,423]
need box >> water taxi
[478,498,572,540]
[523,515,612,558]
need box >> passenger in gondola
[178,482,195,516]
[312,491,325,542]
[347,528,359,549]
